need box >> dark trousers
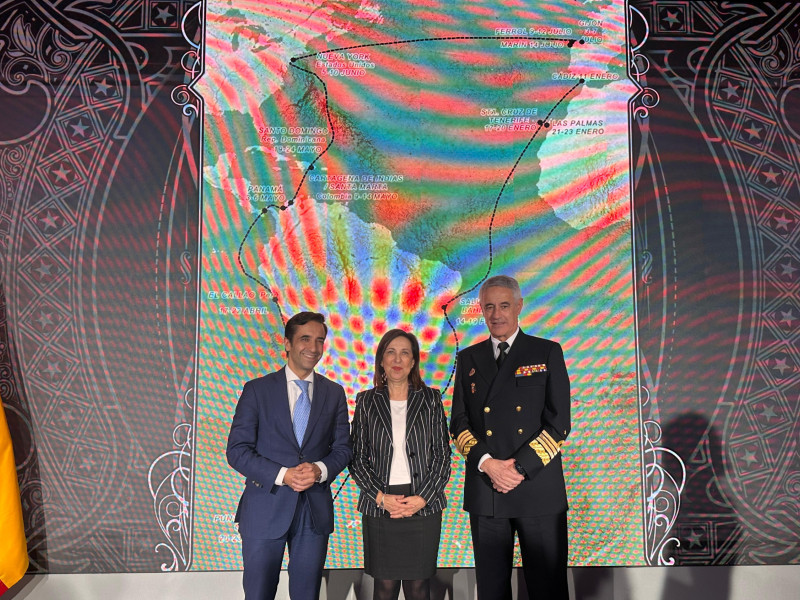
[469,512,568,600]
[241,495,328,600]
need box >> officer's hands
[483,458,524,493]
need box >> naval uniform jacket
[350,385,451,517]
[449,331,571,517]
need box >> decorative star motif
[780,260,797,278]
[743,122,762,141]
[773,212,792,231]
[156,5,173,24]
[778,309,796,327]
[741,448,758,467]
[36,311,54,329]
[34,260,53,279]
[52,164,71,183]
[94,76,113,96]
[762,166,781,186]
[70,119,89,138]
[722,81,739,100]
[78,453,97,471]
[772,357,790,376]
[135,536,152,553]
[663,10,681,27]
[59,407,76,426]
[39,211,60,231]
[686,529,703,548]
[760,404,778,421]
[44,360,62,378]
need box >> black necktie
[496,341,509,368]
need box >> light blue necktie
[293,379,311,445]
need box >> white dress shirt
[275,365,329,485]
[490,327,520,361]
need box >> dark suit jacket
[449,331,571,517]
[227,368,352,538]
[350,386,451,517]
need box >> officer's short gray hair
[479,275,522,302]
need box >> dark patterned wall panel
[631,1,800,564]
[0,0,798,572]
[0,0,199,572]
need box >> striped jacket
[350,385,451,517]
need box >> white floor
[6,566,800,600]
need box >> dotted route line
[236,203,286,323]
[236,56,340,326]
[237,35,585,397]
[292,35,583,61]
[439,77,584,390]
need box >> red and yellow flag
[0,399,27,595]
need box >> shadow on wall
[572,566,628,599]
[661,566,736,600]
[660,411,739,600]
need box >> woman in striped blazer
[350,328,451,600]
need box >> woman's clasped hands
[378,491,427,519]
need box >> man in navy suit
[227,311,352,600]
[450,275,571,599]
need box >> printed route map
[192,0,644,569]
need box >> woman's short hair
[373,328,423,390]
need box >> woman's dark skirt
[362,485,442,580]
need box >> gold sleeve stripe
[455,430,478,457]
[539,431,560,456]
[529,440,551,466]
[529,431,564,466]
[463,438,477,457]
[456,431,471,446]
[455,431,473,453]
[537,435,556,456]
[542,429,562,446]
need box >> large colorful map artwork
[191,0,644,568]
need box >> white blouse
[388,400,411,485]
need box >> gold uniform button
[486,430,493,436]
[518,429,524,434]
[484,406,491,413]
[516,406,522,412]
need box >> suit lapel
[473,339,497,384]
[271,368,296,447]
[406,387,424,435]
[373,388,392,438]
[301,373,327,448]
